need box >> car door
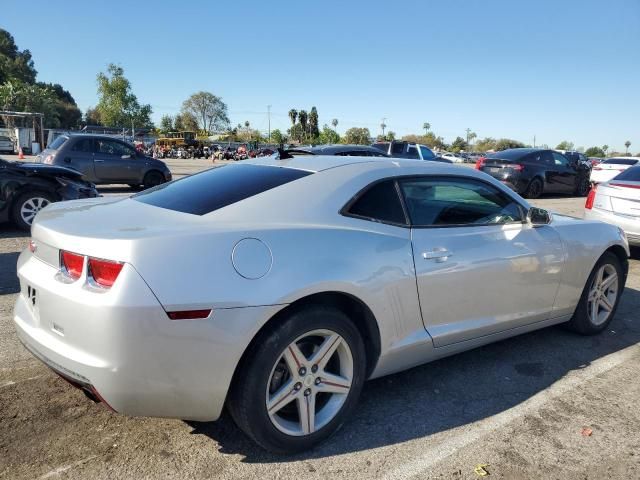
[549,152,576,193]
[93,139,140,183]
[62,137,98,181]
[399,175,565,347]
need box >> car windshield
[133,163,313,215]
[47,136,68,150]
[612,165,640,181]
[603,158,638,166]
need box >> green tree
[271,129,287,146]
[423,122,430,134]
[343,127,371,145]
[475,137,497,152]
[602,144,609,155]
[319,125,340,144]
[556,140,574,151]
[288,123,304,143]
[159,114,174,134]
[309,106,319,138]
[584,146,605,157]
[0,29,37,84]
[96,64,153,128]
[450,136,468,153]
[173,111,198,132]
[288,109,297,127]
[495,138,525,151]
[0,80,57,127]
[181,91,229,135]
[84,107,102,125]
[467,131,477,146]
[625,140,631,153]
[331,118,338,129]
[298,110,308,140]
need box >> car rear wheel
[566,252,624,335]
[12,191,54,231]
[142,170,165,190]
[523,177,543,199]
[575,176,591,197]
[228,306,366,453]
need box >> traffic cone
[18,145,24,160]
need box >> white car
[0,135,15,153]
[585,165,640,245]
[590,157,640,184]
[439,152,464,163]
[13,156,630,453]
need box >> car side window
[345,180,407,225]
[406,146,420,159]
[540,151,554,165]
[419,146,436,160]
[552,152,569,167]
[97,140,135,156]
[398,177,524,227]
[71,138,95,153]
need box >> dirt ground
[1,157,639,479]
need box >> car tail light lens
[512,164,524,172]
[88,258,124,288]
[44,154,54,164]
[475,156,486,170]
[60,251,84,280]
[585,184,597,209]
[167,309,212,320]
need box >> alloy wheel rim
[265,329,353,437]
[587,264,618,326]
[20,197,50,225]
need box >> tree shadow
[186,286,640,462]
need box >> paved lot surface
[1,156,639,479]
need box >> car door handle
[422,248,453,262]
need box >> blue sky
[2,0,639,151]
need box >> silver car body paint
[14,156,629,421]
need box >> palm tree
[602,144,609,155]
[625,140,631,154]
[331,118,338,130]
[380,121,387,136]
[298,110,308,140]
[288,109,298,127]
[423,122,430,134]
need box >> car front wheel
[228,306,366,453]
[12,191,54,230]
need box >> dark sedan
[0,159,99,230]
[281,144,390,157]
[36,134,172,189]
[476,148,591,198]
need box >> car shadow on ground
[0,252,20,295]
[186,286,640,462]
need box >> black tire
[566,252,624,335]
[523,177,543,199]
[128,183,142,190]
[142,170,165,190]
[12,191,55,231]
[227,305,367,454]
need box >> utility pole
[381,117,387,136]
[267,105,272,144]
[533,135,536,148]
[465,127,471,145]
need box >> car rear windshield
[486,149,529,161]
[603,158,638,166]
[47,136,68,150]
[133,164,313,215]
[612,165,640,181]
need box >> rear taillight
[512,164,524,172]
[475,156,486,170]
[88,258,124,288]
[44,154,54,164]
[167,309,212,320]
[60,251,84,280]
[585,184,597,209]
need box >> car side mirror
[527,207,552,226]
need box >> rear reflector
[167,309,212,320]
[88,258,124,288]
[585,184,597,209]
[61,251,84,280]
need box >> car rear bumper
[584,208,640,245]
[13,248,280,421]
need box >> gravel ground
[0,157,639,479]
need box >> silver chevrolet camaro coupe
[14,156,629,453]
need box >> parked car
[439,152,464,163]
[585,165,640,245]
[477,148,592,198]
[590,157,640,185]
[283,144,390,157]
[14,156,629,453]
[0,158,98,230]
[35,134,172,189]
[0,135,14,154]
[372,141,452,163]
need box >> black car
[372,141,453,163]
[281,144,390,157]
[477,148,591,199]
[0,159,99,230]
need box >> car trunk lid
[602,181,640,217]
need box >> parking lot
[1,157,639,480]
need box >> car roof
[244,154,465,174]
[287,144,388,155]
